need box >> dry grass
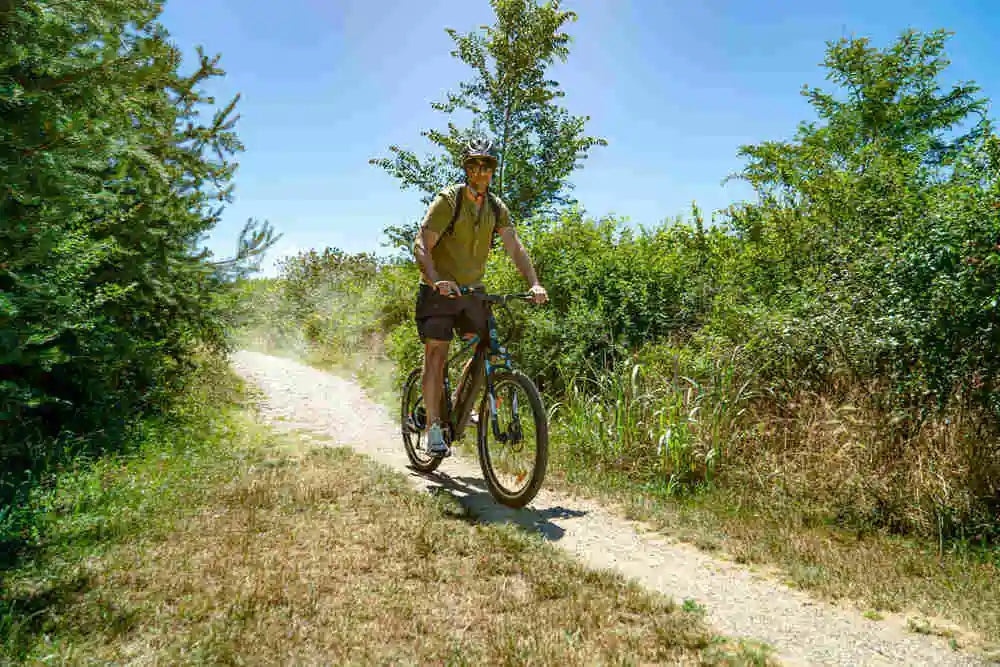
[731,383,1000,543]
[708,384,1000,648]
[543,463,1000,656]
[2,425,774,665]
[527,360,1000,652]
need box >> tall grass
[545,340,999,546]
[549,347,755,497]
[726,379,1000,545]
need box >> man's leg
[422,339,450,428]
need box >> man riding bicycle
[412,137,548,458]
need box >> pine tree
[0,0,277,461]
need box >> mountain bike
[400,287,548,508]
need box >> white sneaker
[426,423,450,458]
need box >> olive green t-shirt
[414,184,512,287]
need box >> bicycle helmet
[462,136,499,169]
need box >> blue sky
[158,0,1000,276]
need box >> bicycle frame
[440,304,517,444]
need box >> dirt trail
[231,350,984,666]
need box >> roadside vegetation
[0,0,277,572]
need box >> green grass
[0,354,261,662]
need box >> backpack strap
[443,185,463,237]
[486,192,502,228]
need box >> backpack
[443,185,502,237]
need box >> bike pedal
[427,446,452,459]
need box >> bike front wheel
[477,370,548,508]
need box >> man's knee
[424,340,449,368]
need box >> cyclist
[412,137,548,457]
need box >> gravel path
[231,350,985,666]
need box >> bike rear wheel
[477,370,548,508]
[401,368,443,473]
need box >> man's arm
[498,226,548,303]
[414,227,443,284]
[414,227,459,295]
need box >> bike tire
[401,367,443,473]
[476,370,548,508]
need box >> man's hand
[434,280,460,298]
[529,283,548,304]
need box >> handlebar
[456,286,534,304]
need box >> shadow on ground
[412,468,587,541]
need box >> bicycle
[400,286,548,508]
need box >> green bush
[1,1,266,471]
[718,30,1000,417]
[483,210,722,392]
[234,250,422,381]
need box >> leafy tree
[721,29,1000,413]
[0,0,277,463]
[371,0,606,250]
[729,30,987,253]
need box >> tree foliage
[0,0,277,463]
[724,29,1000,411]
[371,0,606,249]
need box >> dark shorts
[414,283,489,343]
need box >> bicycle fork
[485,375,523,446]
[483,311,524,446]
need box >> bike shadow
[411,469,587,542]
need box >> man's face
[465,159,494,190]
